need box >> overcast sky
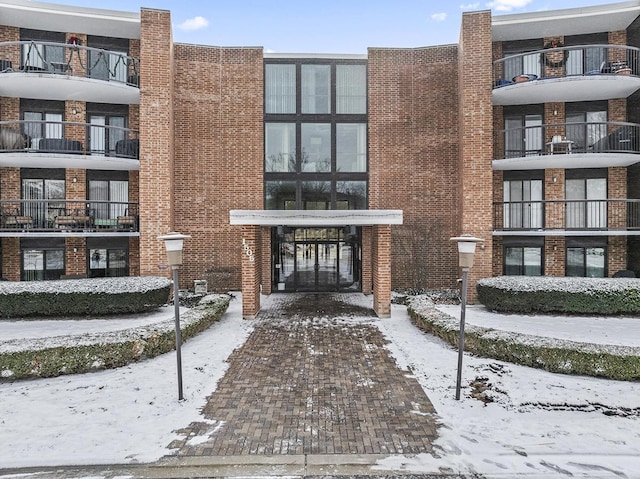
[41,0,627,53]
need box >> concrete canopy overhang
[230,209,403,226]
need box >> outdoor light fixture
[450,235,484,400]
[158,231,191,401]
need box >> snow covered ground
[1,294,639,478]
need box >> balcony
[0,120,139,170]
[0,200,139,237]
[493,121,640,170]
[0,41,139,104]
[493,199,640,236]
[493,44,640,105]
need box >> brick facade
[459,11,494,298]
[368,46,460,292]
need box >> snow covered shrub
[477,276,640,315]
[0,277,172,318]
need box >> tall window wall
[264,59,367,210]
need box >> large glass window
[567,247,606,277]
[504,114,542,158]
[301,65,330,114]
[265,181,296,210]
[301,181,331,210]
[23,111,63,150]
[566,110,607,153]
[301,123,331,173]
[505,247,543,275]
[22,249,64,281]
[265,64,296,114]
[336,65,366,114]
[89,248,128,277]
[336,181,367,210]
[88,179,128,223]
[566,176,607,229]
[22,177,65,229]
[336,124,367,172]
[88,114,126,156]
[503,178,543,229]
[265,123,296,172]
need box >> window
[567,247,606,277]
[265,64,296,114]
[301,123,331,173]
[23,111,63,150]
[565,104,607,153]
[336,65,366,114]
[20,30,65,72]
[21,174,65,229]
[88,114,126,156]
[89,249,128,277]
[265,123,295,172]
[566,173,607,229]
[565,34,608,76]
[301,65,330,114]
[504,114,543,158]
[88,178,129,223]
[505,247,543,276]
[264,60,367,210]
[22,249,64,281]
[87,35,129,83]
[336,124,367,172]
[503,177,543,229]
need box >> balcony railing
[495,121,639,160]
[0,200,139,233]
[494,44,639,87]
[0,120,139,158]
[0,41,139,87]
[493,199,640,232]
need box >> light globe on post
[450,235,484,400]
[158,231,191,401]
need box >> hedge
[406,296,640,381]
[0,277,172,318]
[0,293,231,380]
[477,276,640,315]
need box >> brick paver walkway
[168,293,439,457]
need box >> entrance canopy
[229,209,403,226]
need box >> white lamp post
[450,235,484,400]
[158,232,191,401]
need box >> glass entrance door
[272,227,361,292]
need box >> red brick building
[1,1,639,318]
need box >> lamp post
[450,235,484,400]
[158,232,191,401]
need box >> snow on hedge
[0,276,172,295]
[477,276,640,294]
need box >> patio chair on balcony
[38,138,83,154]
[54,209,94,230]
[117,209,137,230]
[1,208,33,230]
[115,139,139,159]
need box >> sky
[39,0,628,54]
[1,293,640,476]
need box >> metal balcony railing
[0,120,139,158]
[0,41,139,87]
[493,44,639,87]
[0,200,139,232]
[493,199,640,232]
[495,121,640,159]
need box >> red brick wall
[545,237,566,276]
[240,225,260,318]
[1,238,20,281]
[138,8,175,281]
[66,238,87,276]
[172,45,263,290]
[459,11,494,298]
[361,226,372,294]
[372,225,392,317]
[368,45,460,291]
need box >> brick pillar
[129,236,140,276]
[65,101,86,150]
[65,238,86,277]
[542,37,565,79]
[608,236,627,276]
[261,226,272,295]
[361,226,372,295]
[241,225,260,318]
[1,238,20,281]
[66,33,87,78]
[459,11,493,301]
[138,8,174,278]
[545,169,565,229]
[545,237,566,276]
[609,167,627,230]
[492,237,503,276]
[372,225,391,318]
[545,102,566,145]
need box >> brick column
[545,169,565,229]
[608,237,627,276]
[261,226,272,295]
[66,33,87,78]
[65,238,87,277]
[545,237,566,276]
[138,8,174,278]
[609,167,627,230]
[459,11,493,301]
[241,225,260,318]
[1,238,20,281]
[361,226,372,295]
[372,225,391,318]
